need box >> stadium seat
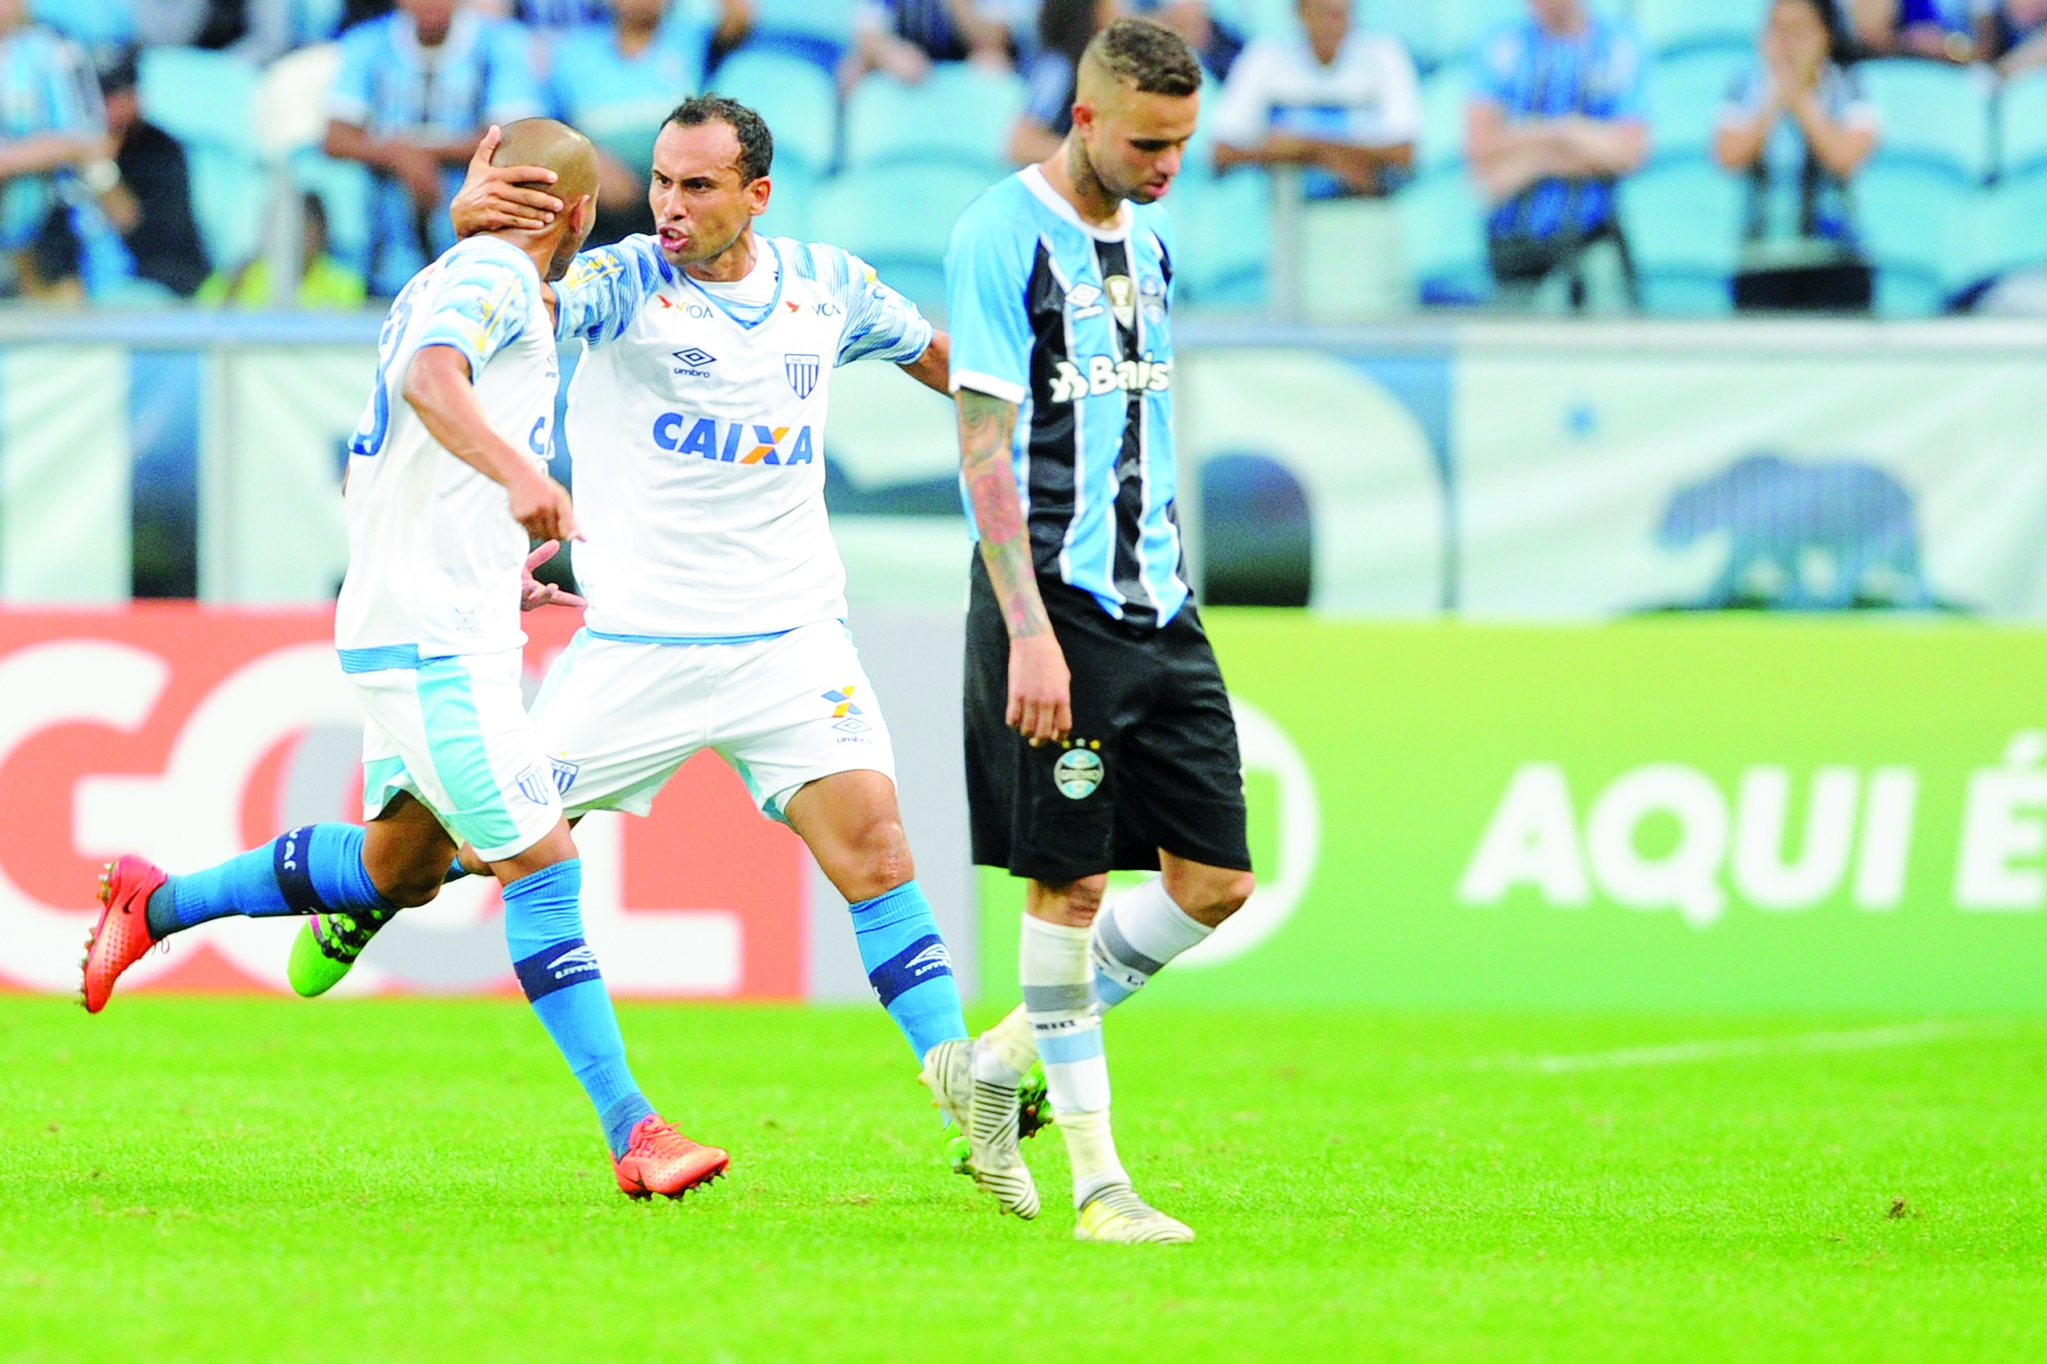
[1976,174,2047,282]
[1854,163,1977,309]
[1618,160,1743,316]
[1647,48,1749,164]
[755,161,820,244]
[1166,167,1271,310]
[743,0,853,70]
[1997,68,2047,177]
[1395,168,1488,307]
[1855,59,1992,181]
[805,163,1003,314]
[843,67,1025,172]
[29,0,133,47]
[139,47,265,270]
[1635,0,1767,58]
[1415,66,1469,174]
[711,48,840,175]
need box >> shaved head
[491,118,599,279]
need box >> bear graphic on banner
[1655,453,1948,612]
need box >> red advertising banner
[0,606,808,998]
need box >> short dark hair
[1081,17,1202,98]
[663,94,774,183]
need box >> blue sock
[503,860,653,1159]
[144,824,395,940]
[849,881,968,1063]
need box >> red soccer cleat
[612,1115,729,1200]
[81,856,168,1014]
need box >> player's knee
[375,871,443,909]
[838,816,915,902]
[1210,869,1256,920]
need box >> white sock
[1090,875,1212,1011]
[1057,1106,1128,1207]
[972,1005,1036,1085]
[1018,914,1110,1115]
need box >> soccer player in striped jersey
[83,120,730,1201]
[290,99,1009,1158]
[922,18,1259,1245]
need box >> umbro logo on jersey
[651,412,818,466]
[1067,283,1104,321]
[671,347,717,377]
[1047,355,1172,404]
[545,944,601,979]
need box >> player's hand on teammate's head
[520,541,587,611]
[452,126,565,238]
[1007,635,1073,747]
[508,468,580,545]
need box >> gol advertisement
[986,613,2047,1014]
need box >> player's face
[647,121,771,271]
[1076,85,1199,206]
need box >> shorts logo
[545,944,600,980]
[549,756,580,794]
[1053,746,1104,800]
[825,684,870,736]
[786,353,821,399]
[514,763,555,806]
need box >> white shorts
[352,647,565,862]
[530,620,896,822]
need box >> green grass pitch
[3,997,2045,1363]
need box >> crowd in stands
[4,0,2047,316]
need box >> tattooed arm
[958,388,1071,745]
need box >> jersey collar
[1021,165,1133,243]
[679,235,786,331]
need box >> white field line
[1480,1020,2018,1075]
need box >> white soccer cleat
[920,1038,1040,1220]
[1073,1184,1194,1245]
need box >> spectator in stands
[841,0,1012,90]
[1716,0,1879,312]
[94,50,208,298]
[324,0,544,296]
[1848,0,1986,61]
[0,0,130,301]
[550,0,751,245]
[1986,0,2047,75]
[1009,0,1111,164]
[135,0,298,65]
[1467,0,1649,314]
[1130,0,1245,82]
[198,193,368,307]
[1210,0,1419,198]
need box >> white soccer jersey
[335,234,558,667]
[554,233,933,641]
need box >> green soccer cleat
[1016,1062,1053,1141]
[286,907,396,998]
[920,1038,1041,1219]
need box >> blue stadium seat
[140,48,264,269]
[1618,162,1743,315]
[843,67,1025,172]
[805,162,1004,314]
[1165,167,1270,309]
[1976,175,2047,281]
[1648,48,1749,164]
[711,48,840,175]
[29,0,134,47]
[1855,59,1992,180]
[1635,0,1766,58]
[1395,168,1488,306]
[1854,163,1978,310]
[1416,66,1469,173]
[744,0,853,70]
[1997,68,2047,177]
[755,161,820,244]
[1436,0,1533,66]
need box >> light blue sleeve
[1609,24,1648,122]
[483,19,548,123]
[944,196,1034,404]
[326,21,379,126]
[414,243,534,375]
[553,235,670,344]
[41,35,105,135]
[1470,24,1520,108]
[826,247,935,367]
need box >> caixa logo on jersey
[650,413,818,466]
[1047,355,1171,404]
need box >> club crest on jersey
[549,756,580,794]
[671,347,716,377]
[513,763,555,806]
[786,353,821,400]
[1046,354,1171,404]
[1104,274,1136,328]
[651,413,817,466]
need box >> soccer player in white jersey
[81,121,729,1201]
[289,98,998,1147]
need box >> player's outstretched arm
[898,331,952,396]
[404,345,578,542]
[958,388,1071,746]
[449,125,565,237]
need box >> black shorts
[964,554,1252,883]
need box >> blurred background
[3,0,2047,1015]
